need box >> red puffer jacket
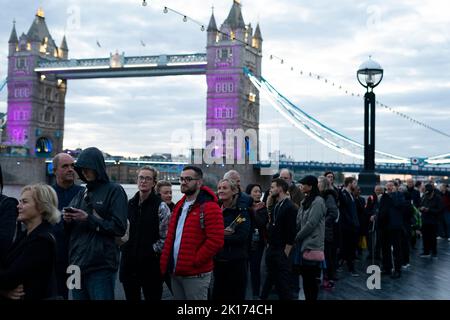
[160,186,224,276]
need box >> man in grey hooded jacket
[64,147,127,300]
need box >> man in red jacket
[160,166,224,300]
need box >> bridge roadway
[112,239,450,300]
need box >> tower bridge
[1,1,448,186]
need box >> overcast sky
[0,0,449,163]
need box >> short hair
[183,165,203,179]
[272,178,289,193]
[344,177,356,187]
[156,180,172,194]
[324,171,334,178]
[21,184,61,225]
[223,170,240,180]
[138,165,158,181]
[218,178,239,193]
[279,168,293,179]
[415,181,422,188]
[245,183,262,195]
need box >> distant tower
[206,0,262,163]
[5,8,67,156]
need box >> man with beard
[160,166,224,300]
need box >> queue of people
[0,152,449,301]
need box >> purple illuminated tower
[5,8,67,156]
[206,1,262,162]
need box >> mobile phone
[63,207,76,213]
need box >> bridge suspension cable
[146,2,450,140]
[0,77,7,92]
[245,68,411,164]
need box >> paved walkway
[114,238,450,300]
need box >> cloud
[0,0,448,163]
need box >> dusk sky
[1,0,449,163]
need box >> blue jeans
[71,269,116,300]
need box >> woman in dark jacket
[213,179,250,300]
[0,183,60,300]
[245,183,269,299]
[0,165,19,262]
[318,176,339,289]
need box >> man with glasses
[63,147,128,300]
[119,166,171,300]
[160,166,224,300]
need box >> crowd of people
[0,149,449,300]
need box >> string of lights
[140,0,450,140]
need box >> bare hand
[370,215,376,222]
[67,208,88,221]
[253,202,265,211]
[224,227,234,236]
[4,284,25,300]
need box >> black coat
[119,191,162,282]
[339,189,359,231]
[0,221,56,300]
[0,195,18,262]
[215,195,251,262]
[379,192,407,230]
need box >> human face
[386,182,394,193]
[159,186,172,204]
[349,180,357,192]
[270,182,279,199]
[17,190,41,224]
[218,181,234,202]
[374,186,383,195]
[250,185,262,202]
[137,169,155,193]
[81,168,96,182]
[406,179,414,189]
[180,169,201,196]
[326,173,334,185]
[279,170,292,184]
[54,154,75,186]
[301,184,312,194]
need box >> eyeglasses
[138,176,154,182]
[179,176,199,183]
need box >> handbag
[302,249,325,262]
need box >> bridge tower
[206,0,262,163]
[5,9,67,157]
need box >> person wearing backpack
[160,166,224,300]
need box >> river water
[3,184,183,203]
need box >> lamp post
[357,56,383,195]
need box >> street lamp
[357,56,383,195]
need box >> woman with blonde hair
[0,183,60,300]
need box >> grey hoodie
[67,147,128,275]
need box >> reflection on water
[3,184,183,204]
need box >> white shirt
[173,199,195,272]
